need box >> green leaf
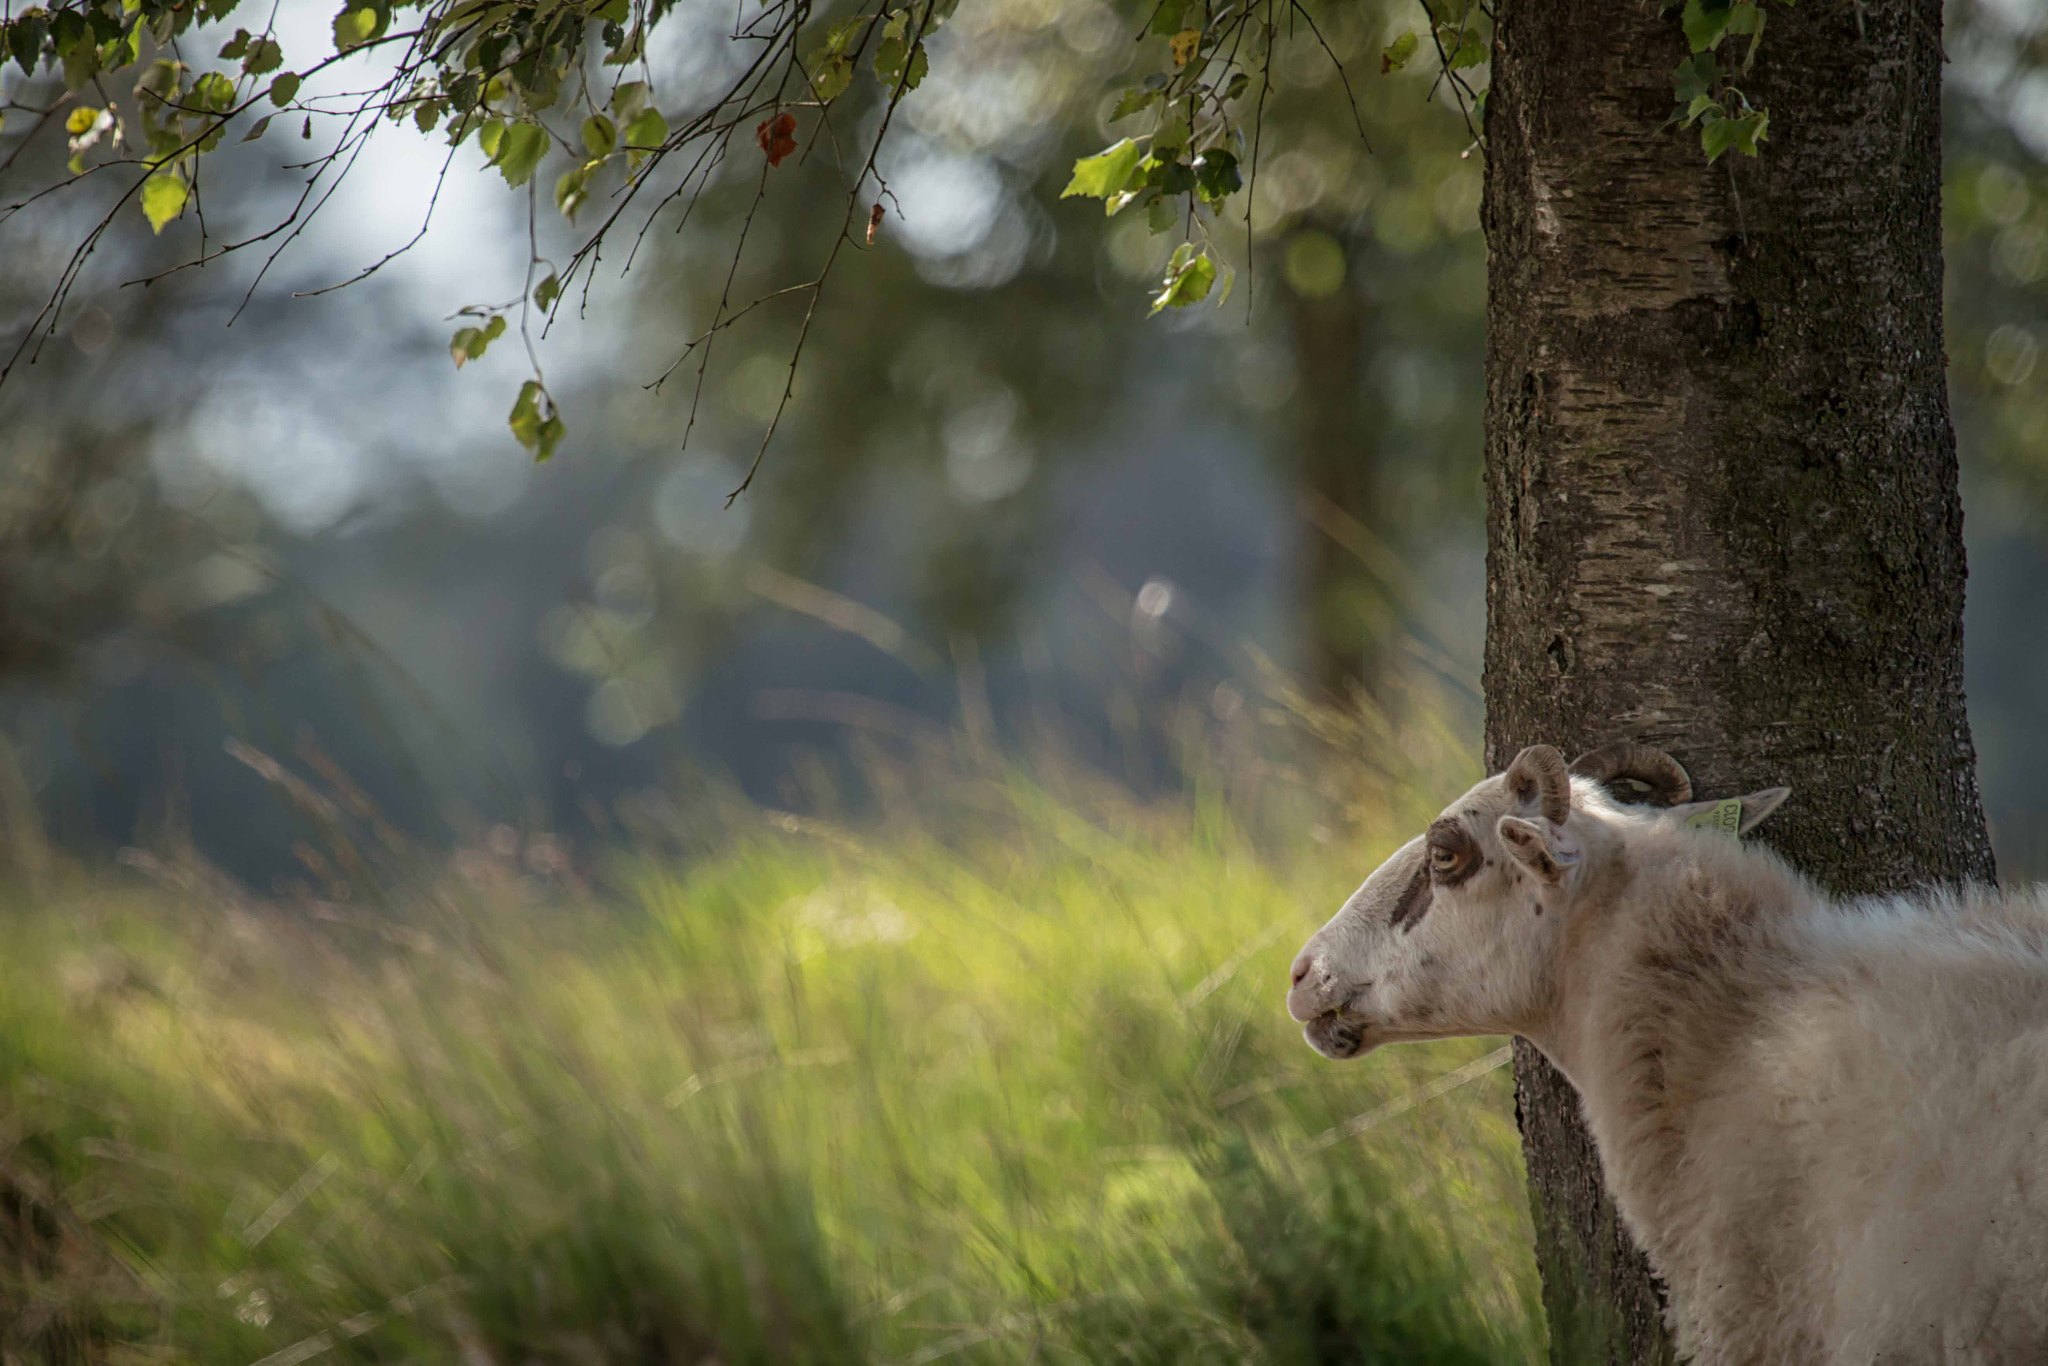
[333,6,377,50]
[1681,0,1732,52]
[241,113,272,141]
[1672,52,1716,103]
[1108,86,1158,121]
[62,37,100,90]
[622,107,665,167]
[451,320,505,367]
[609,81,649,123]
[244,36,283,75]
[1447,25,1486,69]
[9,14,48,78]
[1061,138,1144,201]
[1214,262,1236,309]
[135,58,181,100]
[821,15,868,54]
[1146,194,1176,234]
[555,162,592,219]
[1150,157,1194,196]
[140,172,187,233]
[98,26,139,72]
[1148,0,1188,37]
[1739,4,1766,72]
[1701,108,1767,160]
[1381,31,1419,73]
[218,27,250,58]
[1151,105,1190,156]
[1723,1,1760,34]
[508,380,564,462]
[535,273,561,312]
[807,49,853,100]
[581,113,615,157]
[604,19,645,67]
[874,28,928,91]
[873,35,906,81]
[1150,244,1216,314]
[477,117,505,160]
[1193,148,1240,204]
[50,10,85,55]
[192,71,235,112]
[492,121,548,188]
[1223,71,1249,100]
[269,72,300,106]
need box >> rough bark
[1479,0,1997,1359]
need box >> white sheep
[1286,742,2048,1365]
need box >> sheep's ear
[1496,815,1579,887]
[1669,787,1792,838]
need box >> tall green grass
[1,759,1539,1364]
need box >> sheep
[1286,741,2048,1366]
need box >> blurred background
[0,0,2045,1360]
[0,0,2043,883]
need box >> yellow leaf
[140,174,187,234]
[1169,27,1200,66]
[66,106,103,136]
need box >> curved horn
[1504,744,1572,826]
[1568,741,1693,807]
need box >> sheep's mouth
[1304,1010,1382,1061]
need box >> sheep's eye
[1429,845,1460,872]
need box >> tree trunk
[1281,236,1391,701]
[1478,0,1998,1360]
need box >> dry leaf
[757,111,798,167]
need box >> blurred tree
[0,0,1495,705]
[572,0,1487,706]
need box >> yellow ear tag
[1687,798,1744,839]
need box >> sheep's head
[1285,742,1787,1060]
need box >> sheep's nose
[1290,948,1314,987]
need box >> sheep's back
[1747,886,2048,1364]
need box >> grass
[0,748,1541,1364]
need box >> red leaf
[867,202,885,245]
[757,112,798,167]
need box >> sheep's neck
[1533,837,1816,1281]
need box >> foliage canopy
[0,0,1811,480]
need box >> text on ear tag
[1687,798,1743,839]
